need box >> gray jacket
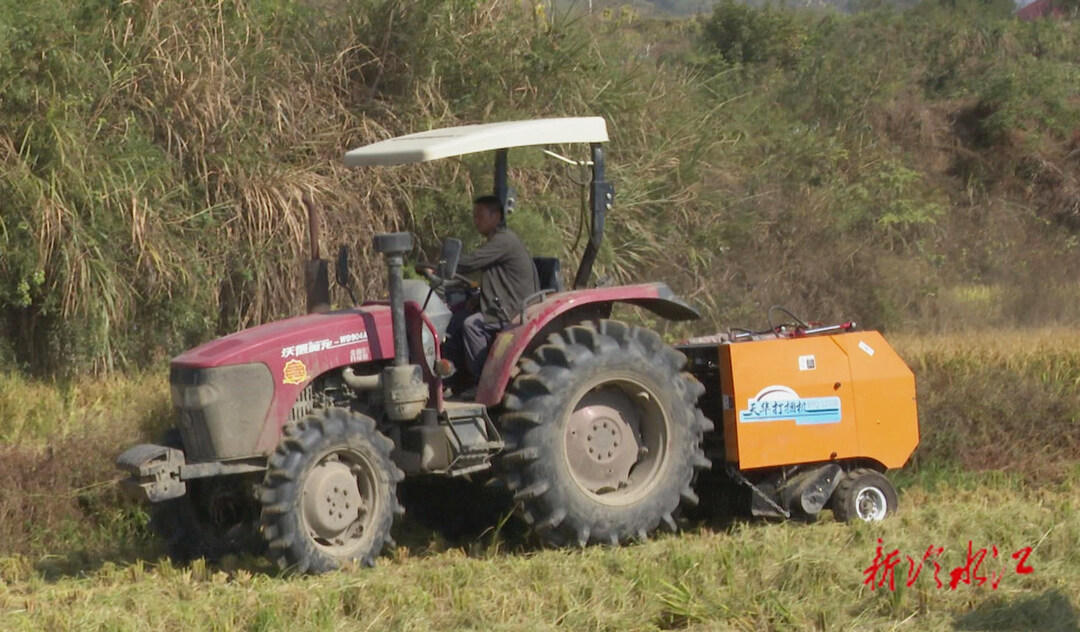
[458,227,540,323]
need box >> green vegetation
[2,0,1080,628]
[1,0,1078,373]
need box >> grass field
[1,331,1079,630]
[1,475,1077,631]
[2,0,1078,626]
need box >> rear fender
[475,282,699,407]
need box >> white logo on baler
[739,385,842,426]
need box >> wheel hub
[565,388,642,494]
[855,486,887,521]
[302,460,364,542]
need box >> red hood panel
[171,305,399,456]
[172,306,395,368]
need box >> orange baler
[681,328,919,522]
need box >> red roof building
[1014,0,1068,20]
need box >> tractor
[118,117,919,573]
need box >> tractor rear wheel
[498,319,712,546]
[831,468,898,523]
[258,408,403,573]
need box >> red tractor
[118,118,918,573]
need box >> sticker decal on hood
[283,359,309,385]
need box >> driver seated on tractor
[444,194,540,385]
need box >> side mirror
[336,245,351,288]
[438,238,462,281]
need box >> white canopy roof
[344,117,608,167]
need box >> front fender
[475,282,699,407]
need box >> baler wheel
[831,468,898,523]
[498,319,712,547]
[258,408,403,574]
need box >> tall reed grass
[3,0,1079,374]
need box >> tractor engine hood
[169,306,396,461]
[172,306,395,371]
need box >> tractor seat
[533,257,563,293]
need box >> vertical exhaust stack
[374,232,428,421]
[303,194,331,314]
[374,232,412,365]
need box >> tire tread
[498,319,710,547]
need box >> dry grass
[0,475,1077,631]
[0,370,169,560]
[0,370,170,444]
[892,328,1080,357]
[893,330,1080,482]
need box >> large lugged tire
[831,468,898,523]
[498,319,712,546]
[258,408,403,573]
[150,429,265,563]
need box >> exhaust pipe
[374,232,412,365]
[302,194,331,314]
[373,232,428,421]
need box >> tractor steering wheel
[415,263,474,290]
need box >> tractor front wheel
[258,408,402,573]
[498,319,712,546]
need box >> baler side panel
[723,337,859,470]
[833,332,919,469]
